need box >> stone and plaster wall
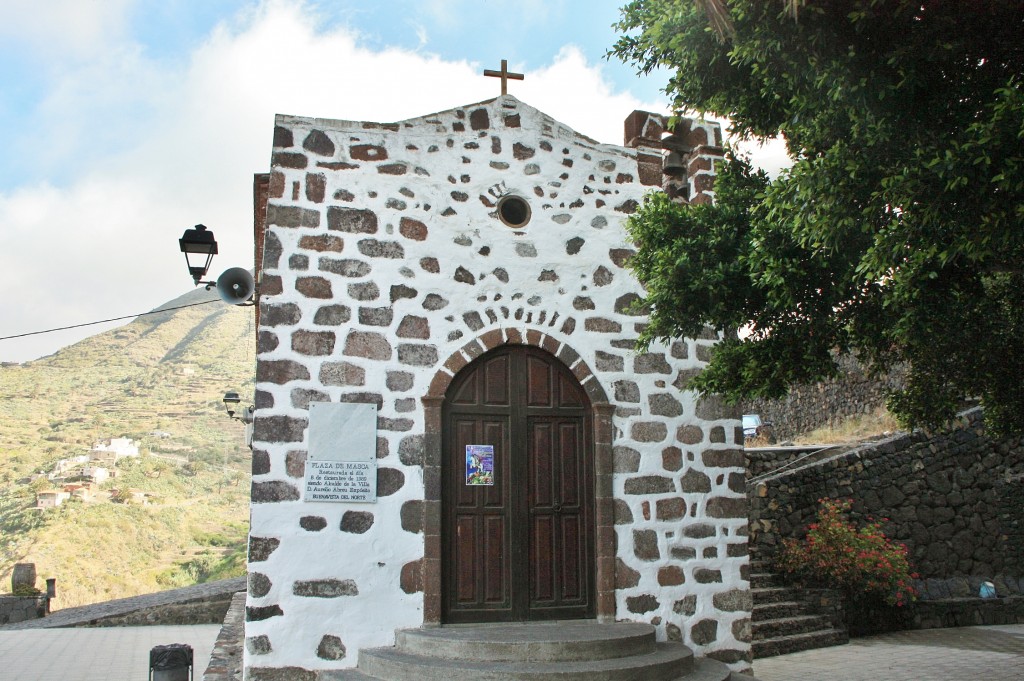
[72,593,237,628]
[748,408,1024,596]
[0,595,48,625]
[246,95,750,677]
[204,592,246,681]
[1,577,245,631]
[743,355,905,442]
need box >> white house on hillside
[90,437,140,461]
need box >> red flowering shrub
[777,498,918,607]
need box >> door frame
[440,345,594,623]
[416,330,616,625]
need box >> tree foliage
[611,0,1024,433]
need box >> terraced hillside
[0,287,255,608]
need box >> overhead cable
[0,299,222,342]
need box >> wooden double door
[442,346,595,623]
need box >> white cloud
[0,0,665,363]
[517,45,669,143]
[0,0,135,57]
[736,136,791,178]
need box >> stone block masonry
[0,595,47,625]
[749,408,1024,595]
[743,354,906,442]
[247,96,749,676]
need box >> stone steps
[322,659,740,681]
[359,643,692,681]
[752,614,833,638]
[750,587,793,604]
[752,629,849,658]
[340,621,740,681]
[751,574,849,659]
[749,572,782,589]
[394,621,654,662]
[752,601,805,622]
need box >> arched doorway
[441,346,596,623]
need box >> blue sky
[0,1,667,191]
[0,0,784,362]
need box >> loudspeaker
[216,267,255,305]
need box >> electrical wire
[0,299,222,342]
[745,444,841,486]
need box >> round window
[497,195,531,228]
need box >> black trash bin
[149,643,193,681]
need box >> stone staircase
[321,621,753,681]
[751,562,848,658]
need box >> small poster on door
[465,445,494,486]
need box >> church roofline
[272,95,636,156]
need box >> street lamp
[223,391,241,418]
[178,224,218,284]
[223,391,253,424]
[177,224,255,304]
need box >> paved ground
[1,622,1021,680]
[0,624,221,680]
[754,623,1024,681]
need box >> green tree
[611,0,1024,432]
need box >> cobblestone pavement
[754,624,1024,681]
[0,624,221,680]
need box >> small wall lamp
[178,224,255,305]
[223,391,254,424]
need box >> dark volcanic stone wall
[749,409,1024,596]
[744,355,905,442]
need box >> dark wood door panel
[528,416,589,615]
[527,354,552,407]
[484,354,510,405]
[560,514,583,601]
[530,514,555,603]
[558,371,585,408]
[529,421,554,509]
[483,514,508,604]
[445,412,511,620]
[452,417,508,509]
[443,347,594,623]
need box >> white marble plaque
[308,402,377,461]
[304,460,377,503]
[305,402,378,503]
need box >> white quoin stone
[246,95,748,677]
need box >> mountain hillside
[0,287,255,608]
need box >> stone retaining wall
[0,595,47,625]
[1,576,246,630]
[204,591,245,681]
[72,591,237,627]
[748,408,1024,587]
[743,356,904,442]
[911,596,1024,629]
[745,445,845,481]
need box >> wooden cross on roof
[483,59,524,96]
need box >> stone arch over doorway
[416,328,615,624]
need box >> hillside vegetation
[0,287,254,608]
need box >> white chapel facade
[245,92,751,677]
